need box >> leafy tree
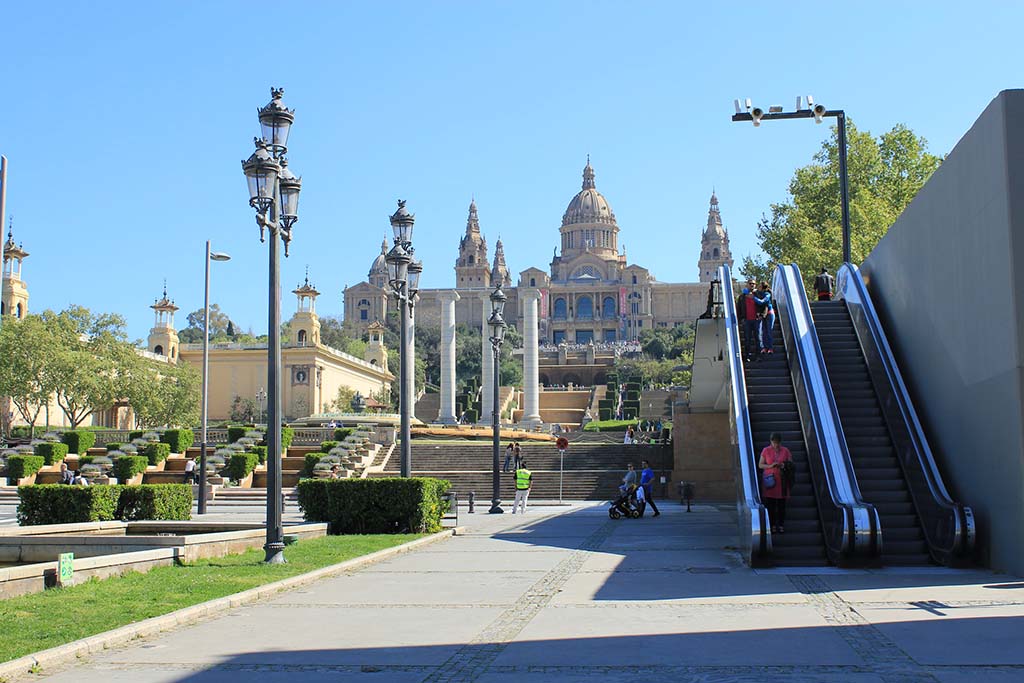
[0,315,60,431]
[225,320,236,339]
[123,360,201,428]
[230,395,257,423]
[180,304,233,343]
[744,121,942,287]
[329,385,357,412]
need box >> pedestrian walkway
[30,503,1024,682]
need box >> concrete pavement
[21,501,1024,683]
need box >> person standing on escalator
[814,268,834,301]
[755,283,775,355]
[737,287,761,361]
[759,432,792,534]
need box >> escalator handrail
[836,263,975,562]
[718,265,770,564]
[774,264,881,563]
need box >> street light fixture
[731,96,852,264]
[241,87,302,564]
[256,387,267,425]
[487,283,507,514]
[385,200,418,478]
[199,242,231,516]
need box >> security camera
[751,106,764,127]
[811,103,826,124]
[806,95,815,107]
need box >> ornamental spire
[465,198,480,235]
[582,155,596,190]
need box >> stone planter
[84,475,112,486]
[8,474,36,486]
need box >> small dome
[369,236,388,277]
[562,159,616,228]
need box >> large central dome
[562,160,617,227]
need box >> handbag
[763,471,776,488]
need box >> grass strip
[0,533,421,663]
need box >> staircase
[743,320,828,566]
[370,441,672,500]
[811,300,930,565]
[538,390,591,428]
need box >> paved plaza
[22,501,1024,683]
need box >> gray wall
[860,89,1024,573]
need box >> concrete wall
[672,411,733,502]
[860,89,1024,573]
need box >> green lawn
[0,534,422,663]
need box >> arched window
[297,329,307,345]
[631,274,638,285]
[553,298,567,320]
[602,296,616,319]
[15,303,22,319]
[529,277,536,287]
[171,346,176,359]
[713,247,720,258]
[576,296,593,320]
[468,256,474,265]
[154,345,164,356]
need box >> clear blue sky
[4,1,1021,342]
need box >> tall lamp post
[256,387,267,425]
[487,283,507,514]
[241,87,302,564]
[731,96,851,264]
[198,242,231,515]
[385,200,418,477]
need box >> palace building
[344,159,734,340]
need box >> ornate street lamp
[241,87,302,565]
[385,200,417,478]
[487,283,507,514]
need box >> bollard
[681,482,695,512]
[468,491,475,514]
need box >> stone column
[521,289,542,427]
[479,292,494,424]
[436,290,460,424]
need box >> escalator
[812,301,929,564]
[742,319,827,565]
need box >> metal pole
[489,339,503,513]
[199,241,211,515]
[0,157,7,244]
[559,448,564,504]
[399,287,411,477]
[837,112,852,265]
[264,194,285,564]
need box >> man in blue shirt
[640,459,660,517]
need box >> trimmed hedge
[224,453,259,482]
[105,442,123,452]
[623,407,638,420]
[160,428,194,454]
[463,409,478,423]
[320,441,340,453]
[143,442,171,466]
[626,390,640,402]
[116,485,192,521]
[333,428,353,441]
[17,484,192,525]
[598,399,614,410]
[281,426,294,451]
[296,477,450,534]
[304,453,323,477]
[583,419,641,432]
[227,426,248,443]
[128,430,144,441]
[61,430,96,455]
[598,408,612,421]
[8,455,45,481]
[252,445,268,464]
[112,455,149,483]
[34,442,69,466]
[11,425,47,438]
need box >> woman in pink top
[759,432,793,533]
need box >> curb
[0,527,460,681]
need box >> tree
[745,121,942,287]
[179,304,233,343]
[230,395,257,423]
[329,385,357,413]
[0,315,60,431]
[225,320,236,339]
[123,359,201,428]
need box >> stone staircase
[639,389,673,419]
[538,390,591,428]
[370,441,671,500]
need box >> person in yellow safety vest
[513,461,532,514]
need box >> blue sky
[3,1,1021,342]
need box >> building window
[604,329,617,342]
[637,320,643,328]
[602,296,616,319]
[631,274,637,285]
[154,345,164,356]
[553,298,568,320]
[576,296,593,320]
[297,330,307,345]
[360,309,368,320]
[15,303,22,319]
[713,247,720,258]
[552,330,566,344]
[530,277,536,287]
[575,329,594,344]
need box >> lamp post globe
[390,199,415,247]
[258,87,295,155]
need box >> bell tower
[455,199,491,288]
[364,320,389,371]
[697,191,733,283]
[291,268,321,346]
[147,282,180,361]
[1,220,29,319]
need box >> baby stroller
[609,484,643,519]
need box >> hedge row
[304,453,323,477]
[227,426,249,443]
[16,484,192,525]
[333,428,353,441]
[320,440,340,453]
[160,428,194,454]
[144,442,171,466]
[252,445,268,464]
[296,477,450,534]
[7,455,45,481]
[224,453,259,482]
[34,442,69,465]
[61,430,96,455]
[112,455,149,482]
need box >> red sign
[556,437,569,451]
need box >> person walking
[640,459,660,517]
[737,287,760,361]
[512,460,532,514]
[759,432,793,533]
[502,443,514,472]
[755,283,775,355]
[513,442,523,470]
[184,457,197,485]
[814,268,834,301]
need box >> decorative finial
[162,278,168,298]
[6,216,11,242]
[271,87,285,100]
[582,157,596,190]
[397,199,406,210]
[304,265,310,286]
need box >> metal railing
[718,266,771,566]
[774,263,881,565]
[836,263,975,565]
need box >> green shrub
[61,430,96,455]
[598,408,612,421]
[607,373,618,385]
[105,442,123,452]
[626,390,640,402]
[116,485,192,521]
[626,382,641,393]
[281,426,294,451]
[252,445,268,464]
[227,426,248,443]
[112,455,149,482]
[623,407,638,420]
[296,477,450,534]
[463,409,478,423]
[320,440,340,453]
[17,484,121,525]
[160,429,194,454]
[303,453,324,477]
[143,442,171,466]
[128,430,144,441]
[11,425,48,439]
[333,428,353,441]
[7,455,45,481]
[598,399,614,410]
[34,442,69,466]
[223,453,259,482]
[583,419,640,432]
